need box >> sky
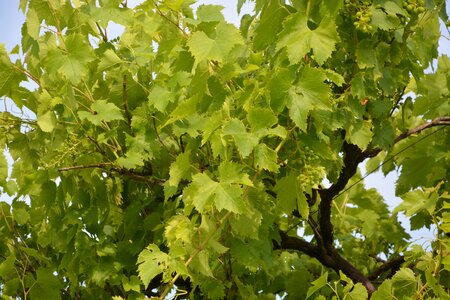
[1,0,448,246]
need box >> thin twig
[394,116,450,143]
[123,74,132,128]
[11,65,40,86]
[389,86,406,116]
[152,0,188,38]
[58,163,113,172]
[96,22,108,42]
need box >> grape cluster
[402,0,425,15]
[343,0,373,33]
[298,147,325,189]
[354,9,373,32]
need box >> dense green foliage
[0,0,449,299]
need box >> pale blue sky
[1,0,448,246]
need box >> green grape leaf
[29,268,62,300]
[347,120,373,151]
[137,244,169,287]
[98,49,123,71]
[45,33,94,84]
[184,173,246,214]
[168,151,192,187]
[12,207,30,225]
[347,283,368,300]
[187,22,244,64]
[306,272,328,299]
[26,8,40,40]
[218,161,253,186]
[323,69,345,86]
[0,48,27,95]
[373,120,395,149]
[277,13,339,64]
[391,268,416,298]
[122,275,141,292]
[274,173,308,218]
[269,68,292,112]
[200,278,226,299]
[371,279,393,300]
[287,67,330,131]
[0,254,15,277]
[254,143,279,172]
[214,183,245,213]
[78,100,123,125]
[370,6,400,31]
[37,110,57,132]
[116,151,145,169]
[246,107,277,130]
[394,189,438,216]
[191,251,214,277]
[0,151,8,183]
[196,5,225,23]
[356,40,377,68]
[184,173,218,212]
[253,0,288,50]
[148,85,175,112]
[223,118,259,157]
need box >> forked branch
[275,117,449,296]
